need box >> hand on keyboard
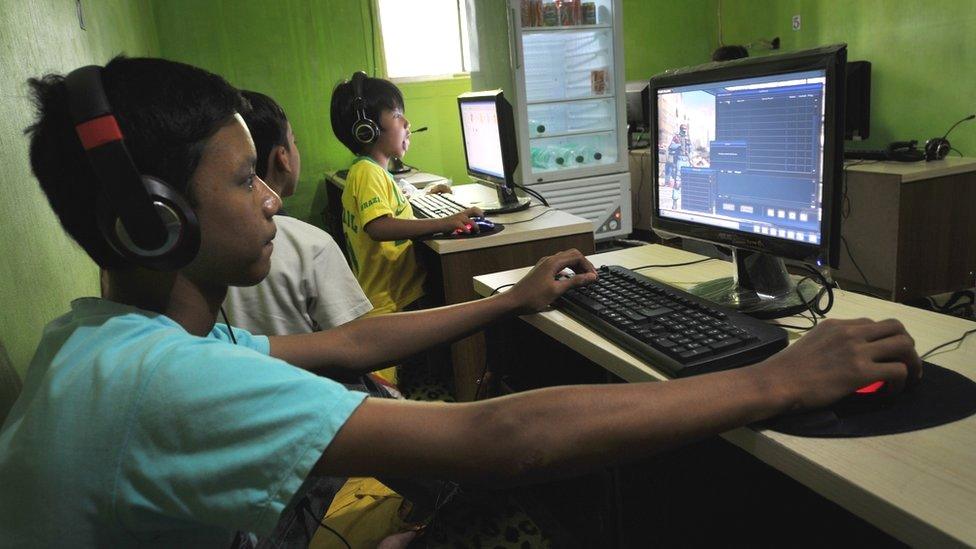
[441,207,485,234]
[425,183,453,195]
[503,249,598,314]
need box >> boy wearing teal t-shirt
[0,56,922,548]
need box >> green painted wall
[719,0,976,154]
[0,1,159,377]
[151,0,473,225]
[622,0,719,81]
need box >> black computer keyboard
[557,265,789,378]
[410,193,470,219]
[844,149,889,160]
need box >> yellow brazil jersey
[340,157,426,315]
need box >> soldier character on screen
[664,123,691,188]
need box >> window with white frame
[377,0,471,80]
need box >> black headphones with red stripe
[65,65,199,271]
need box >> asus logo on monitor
[719,232,767,249]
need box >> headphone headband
[64,65,199,270]
[349,71,380,145]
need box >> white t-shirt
[224,215,373,335]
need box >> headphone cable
[219,306,238,345]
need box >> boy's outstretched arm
[315,316,921,483]
[269,249,597,376]
[364,208,484,240]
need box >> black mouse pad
[424,223,505,240]
[760,361,976,438]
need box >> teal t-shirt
[0,298,366,547]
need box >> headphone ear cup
[352,117,380,145]
[97,176,200,271]
[925,138,950,161]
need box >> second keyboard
[410,193,470,219]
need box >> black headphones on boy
[65,65,200,271]
[350,71,380,145]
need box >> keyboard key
[708,338,742,351]
[638,306,672,318]
[565,293,605,313]
[679,347,712,360]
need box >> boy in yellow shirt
[330,71,482,317]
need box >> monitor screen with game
[457,90,530,214]
[649,44,846,318]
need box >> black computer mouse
[470,216,495,231]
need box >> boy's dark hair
[329,74,404,155]
[712,45,749,62]
[25,56,248,269]
[240,90,289,180]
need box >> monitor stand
[690,248,822,320]
[480,181,531,215]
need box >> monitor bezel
[457,90,519,189]
[649,44,846,268]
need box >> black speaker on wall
[845,61,871,141]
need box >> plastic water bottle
[577,145,604,162]
[531,146,559,169]
[553,145,582,165]
[528,118,547,136]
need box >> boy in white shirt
[224,91,372,335]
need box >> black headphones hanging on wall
[350,71,380,145]
[924,114,975,161]
[65,65,200,271]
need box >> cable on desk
[795,263,834,317]
[502,207,554,225]
[512,182,550,207]
[630,257,719,271]
[920,328,976,360]
[766,276,822,331]
[489,283,516,296]
[768,313,818,331]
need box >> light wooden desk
[322,173,595,400]
[473,244,976,547]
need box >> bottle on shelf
[528,118,548,136]
[553,144,583,165]
[577,145,604,162]
[531,146,560,169]
[541,0,558,26]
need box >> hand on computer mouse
[441,207,485,234]
[503,249,598,314]
[751,318,923,413]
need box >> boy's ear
[273,145,292,174]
